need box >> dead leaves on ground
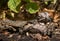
[43,8,60,22]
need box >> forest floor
[0,0,60,41]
